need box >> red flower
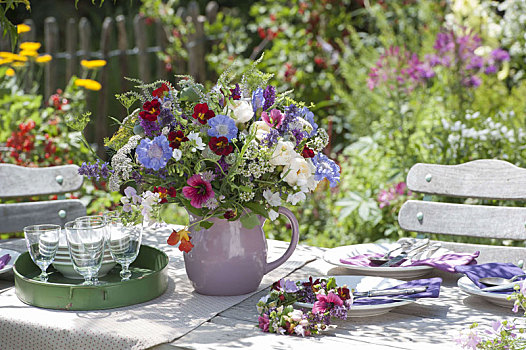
[139,100,161,121]
[302,146,315,158]
[152,83,169,98]
[153,186,169,204]
[192,103,215,125]
[337,287,351,301]
[167,187,177,197]
[209,136,233,156]
[224,209,236,219]
[182,174,215,209]
[167,130,188,149]
[179,238,194,253]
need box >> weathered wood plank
[65,18,77,82]
[0,164,83,198]
[96,17,113,159]
[205,1,219,24]
[187,1,206,82]
[116,15,130,92]
[0,200,86,233]
[44,17,58,99]
[78,18,91,61]
[407,159,526,200]
[399,200,526,240]
[156,20,168,80]
[133,15,150,82]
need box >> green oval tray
[13,245,169,311]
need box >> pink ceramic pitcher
[183,207,300,296]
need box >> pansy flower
[153,186,177,204]
[230,83,241,100]
[301,146,315,158]
[168,130,189,149]
[139,99,162,121]
[152,83,169,98]
[192,103,215,124]
[209,136,233,156]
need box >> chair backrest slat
[406,159,526,200]
[399,200,526,240]
[0,164,83,198]
[0,200,86,233]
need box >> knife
[353,286,428,298]
[380,239,430,267]
[481,282,522,292]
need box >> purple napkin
[455,263,525,291]
[0,254,11,269]
[353,277,442,305]
[340,251,479,273]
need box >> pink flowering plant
[76,58,340,252]
[256,277,352,336]
[457,283,526,349]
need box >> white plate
[323,243,434,279]
[457,276,514,308]
[294,275,415,318]
[0,248,21,276]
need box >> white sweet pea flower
[172,148,182,161]
[270,141,298,166]
[282,157,316,189]
[268,209,279,221]
[188,132,206,152]
[251,121,271,141]
[230,100,253,125]
[120,196,132,212]
[263,189,281,207]
[287,191,306,205]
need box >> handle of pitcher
[265,207,300,274]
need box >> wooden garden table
[0,236,519,350]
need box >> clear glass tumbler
[64,220,106,285]
[104,211,142,281]
[23,224,60,282]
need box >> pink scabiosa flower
[312,292,343,314]
[261,109,284,128]
[182,174,215,208]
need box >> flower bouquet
[79,59,339,250]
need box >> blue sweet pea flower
[136,135,172,171]
[300,106,318,136]
[252,88,265,113]
[312,153,340,187]
[207,114,238,141]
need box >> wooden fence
[1,1,219,158]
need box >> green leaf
[200,221,214,229]
[240,213,260,229]
[244,202,269,219]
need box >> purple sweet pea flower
[491,48,510,62]
[278,279,299,293]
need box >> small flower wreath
[256,277,353,336]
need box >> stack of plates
[52,244,116,280]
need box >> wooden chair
[398,159,526,264]
[0,164,86,234]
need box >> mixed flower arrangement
[256,277,352,336]
[77,59,340,252]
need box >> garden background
[2,0,526,248]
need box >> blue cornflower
[312,153,340,187]
[300,106,318,136]
[136,135,172,171]
[252,88,265,113]
[207,114,238,141]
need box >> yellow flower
[17,24,31,34]
[80,59,107,69]
[19,42,41,51]
[75,78,102,91]
[19,50,38,57]
[12,54,28,62]
[0,58,13,65]
[12,62,26,68]
[0,52,18,60]
[36,54,52,63]
[5,68,15,77]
